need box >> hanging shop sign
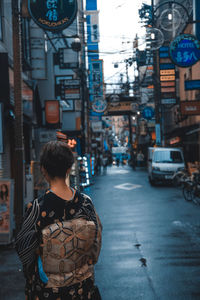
[161,98,176,105]
[161,81,175,87]
[161,87,176,93]
[28,0,77,32]
[170,137,181,145]
[160,69,175,76]
[185,80,200,90]
[58,48,79,69]
[142,106,154,120]
[106,101,132,114]
[22,81,33,118]
[109,94,120,106]
[160,75,175,81]
[45,100,60,127]
[169,34,200,67]
[160,63,175,70]
[181,100,200,115]
[155,124,161,145]
[92,97,107,113]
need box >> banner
[0,179,14,244]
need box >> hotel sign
[28,0,77,32]
[170,34,200,67]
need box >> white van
[148,147,185,185]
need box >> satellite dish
[158,8,182,32]
[146,27,164,51]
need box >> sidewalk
[0,244,25,300]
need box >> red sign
[45,100,60,127]
[181,101,200,115]
[161,81,175,87]
[161,87,176,93]
[170,137,181,145]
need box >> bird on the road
[139,257,147,267]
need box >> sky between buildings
[98,0,151,92]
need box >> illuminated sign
[45,100,60,127]
[160,69,175,75]
[68,138,77,148]
[28,0,77,32]
[160,75,175,81]
[170,34,200,67]
[142,106,155,120]
[170,137,181,145]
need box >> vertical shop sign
[45,100,60,127]
[30,20,46,79]
[155,124,161,145]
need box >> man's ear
[66,168,72,176]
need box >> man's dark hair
[40,141,74,179]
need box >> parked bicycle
[182,171,200,205]
[172,168,191,187]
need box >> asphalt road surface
[88,165,200,300]
[1,165,200,300]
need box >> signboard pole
[12,0,24,233]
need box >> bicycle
[182,172,200,204]
[172,169,191,187]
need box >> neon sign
[170,34,200,67]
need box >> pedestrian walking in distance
[15,141,102,300]
[137,150,144,167]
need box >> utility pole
[12,0,24,232]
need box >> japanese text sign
[28,0,77,32]
[170,34,200,67]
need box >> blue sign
[170,34,200,67]
[142,107,154,120]
[159,46,169,52]
[155,124,161,145]
[160,63,175,70]
[159,52,169,58]
[185,80,200,90]
[28,0,77,32]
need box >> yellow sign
[160,75,175,81]
[160,69,175,76]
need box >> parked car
[148,147,185,185]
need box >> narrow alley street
[1,165,200,300]
[90,165,200,300]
